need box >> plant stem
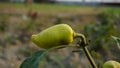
[74,33,87,45]
[74,33,97,68]
[82,46,97,68]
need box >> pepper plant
[20,23,120,68]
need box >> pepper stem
[74,33,87,46]
[74,33,97,68]
[82,46,97,68]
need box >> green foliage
[0,15,8,32]
[83,10,120,67]
[91,51,103,68]
[20,50,45,68]
[0,21,7,32]
[20,45,69,68]
[111,36,120,49]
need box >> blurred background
[0,0,120,68]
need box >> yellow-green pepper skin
[31,24,74,49]
[102,60,120,68]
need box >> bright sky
[56,0,82,2]
[56,0,120,2]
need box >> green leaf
[91,51,100,59]
[20,45,73,68]
[91,51,103,68]
[31,45,68,68]
[20,50,45,68]
[111,36,120,49]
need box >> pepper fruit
[31,24,86,49]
